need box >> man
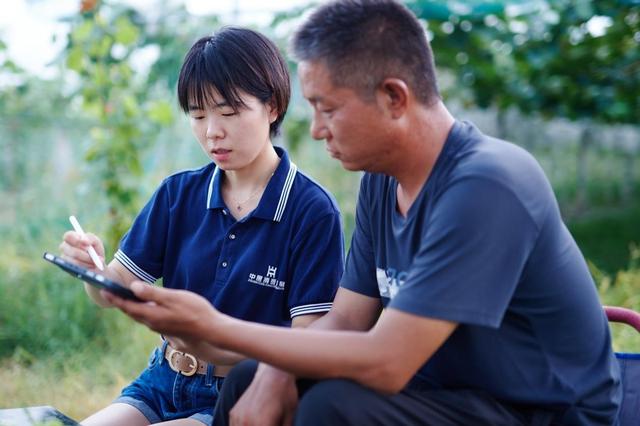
[107,1,622,424]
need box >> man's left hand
[230,363,298,426]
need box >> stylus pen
[69,215,105,271]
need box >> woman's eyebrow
[188,101,232,111]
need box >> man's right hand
[229,363,298,426]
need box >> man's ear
[377,78,409,118]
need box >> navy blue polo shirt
[114,147,343,325]
[342,121,621,424]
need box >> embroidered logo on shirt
[376,267,407,299]
[248,265,285,290]
[267,265,277,278]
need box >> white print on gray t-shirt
[376,267,408,300]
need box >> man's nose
[310,114,328,140]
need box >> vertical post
[496,108,507,140]
[576,124,593,213]
[622,152,634,203]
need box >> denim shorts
[115,342,225,425]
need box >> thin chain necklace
[228,172,274,212]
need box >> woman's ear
[377,78,409,119]
[267,98,278,123]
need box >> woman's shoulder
[289,168,341,215]
[160,163,215,189]
[152,163,216,206]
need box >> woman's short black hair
[178,27,291,138]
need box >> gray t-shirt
[342,121,621,424]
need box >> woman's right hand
[59,230,138,308]
[59,230,106,272]
[59,230,117,307]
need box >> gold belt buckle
[167,348,198,376]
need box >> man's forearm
[189,340,245,366]
[251,313,328,383]
[203,313,393,392]
[227,296,381,384]
[196,306,454,394]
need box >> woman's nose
[206,117,224,140]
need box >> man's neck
[393,101,455,216]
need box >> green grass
[594,248,640,352]
[1,126,638,417]
[0,231,159,421]
[0,265,637,422]
[568,201,640,275]
[0,325,157,421]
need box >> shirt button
[221,261,228,268]
[229,234,236,240]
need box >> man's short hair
[178,27,290,138]
[291,0,440,105]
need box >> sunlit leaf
[114,16,140,46]
[72,20,95,44]
[66,48,84,72]
[122,95,139,117]
[147,100,174,125]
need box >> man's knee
[213,359,259,426]
[295,379,365,426]
[221,359,259,397]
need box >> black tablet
[43,252,142,302]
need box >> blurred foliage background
[0,0,639,420]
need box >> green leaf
[99,35,114,58]
[114,16,140,46]
[72,20,95,44]
[66,47,84,72]
[93,64,109,86]
[147,100,174,125]
[82,98,103,117]
[122,95,140,117]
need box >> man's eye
[221,112,237,117]
[191,115,205,120]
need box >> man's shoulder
[433,124,557,227]
[449,130,552,203]
[455,131,538,177]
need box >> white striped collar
[206,165,221,210]
[205,147,297,223]
[271,162,297,222]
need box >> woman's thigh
[81,402,150,426]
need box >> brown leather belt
[163,346,232,377]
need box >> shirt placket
[216,209,242,282]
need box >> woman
[60,27,343,425]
